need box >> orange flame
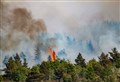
[48,48,56,62]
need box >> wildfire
[48,48,56,62]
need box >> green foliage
[2,48,120,82]
[109,48,120,68]
[40,61,50,80]
[11,67,29,82]
[31,65,40,73]
[75,53,86,67]
[26,71,45,82]
[99,52,111,67]
[4,57,18,80]
[63,73,72,82]
[23,58,28,67]
[109,48,120,61]
[0,75,3,82]
[14,53,22,66]
[4,53,30,82]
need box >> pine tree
[48,55,51,62]
[4,53,30,81]
[99,52,111,67]
[75,53,86,67]
[109,48,120,68]
[109,48,120,61]
[35,42,41,64]
[23,58,28,67]
[14,53,22,66]
[4,57,17,80]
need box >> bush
[63,73,72,82]
[0,75,3,82]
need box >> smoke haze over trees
[0,1,120,81]
[0,1,120,69]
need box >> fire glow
[48,48,56,62]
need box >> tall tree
[47,55,51,62]
[109,48,120,68]
[75,53,86,67]
[23,58,28,67]
[4,57,17,80]
[109,48,120,61]
[35,42,41,64]
[99,52,111,67]
[54,69,63,82]
[4,53,30,81]
[40,61,49,80]
[14,53,22,66]
[11,66,30,82]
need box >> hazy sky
[8,1,119,33]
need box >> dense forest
[0,48,120,82]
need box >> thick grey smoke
[0,1,58,67]
[0,2,49,51]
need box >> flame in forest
[48,48,56,62]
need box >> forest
[0,48,120,82]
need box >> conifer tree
[75,53,86,67]
[23,58,28,67]
[99,52,111,67]
[14,53,22,66]
[35,42,41,64]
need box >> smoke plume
[0,1,48,51]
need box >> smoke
[0,1,47,52]
[57,49,67,59]
[11,8,46,38]
[0,1,119,67]
[0,1,59,67]
[0,34,21,51]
